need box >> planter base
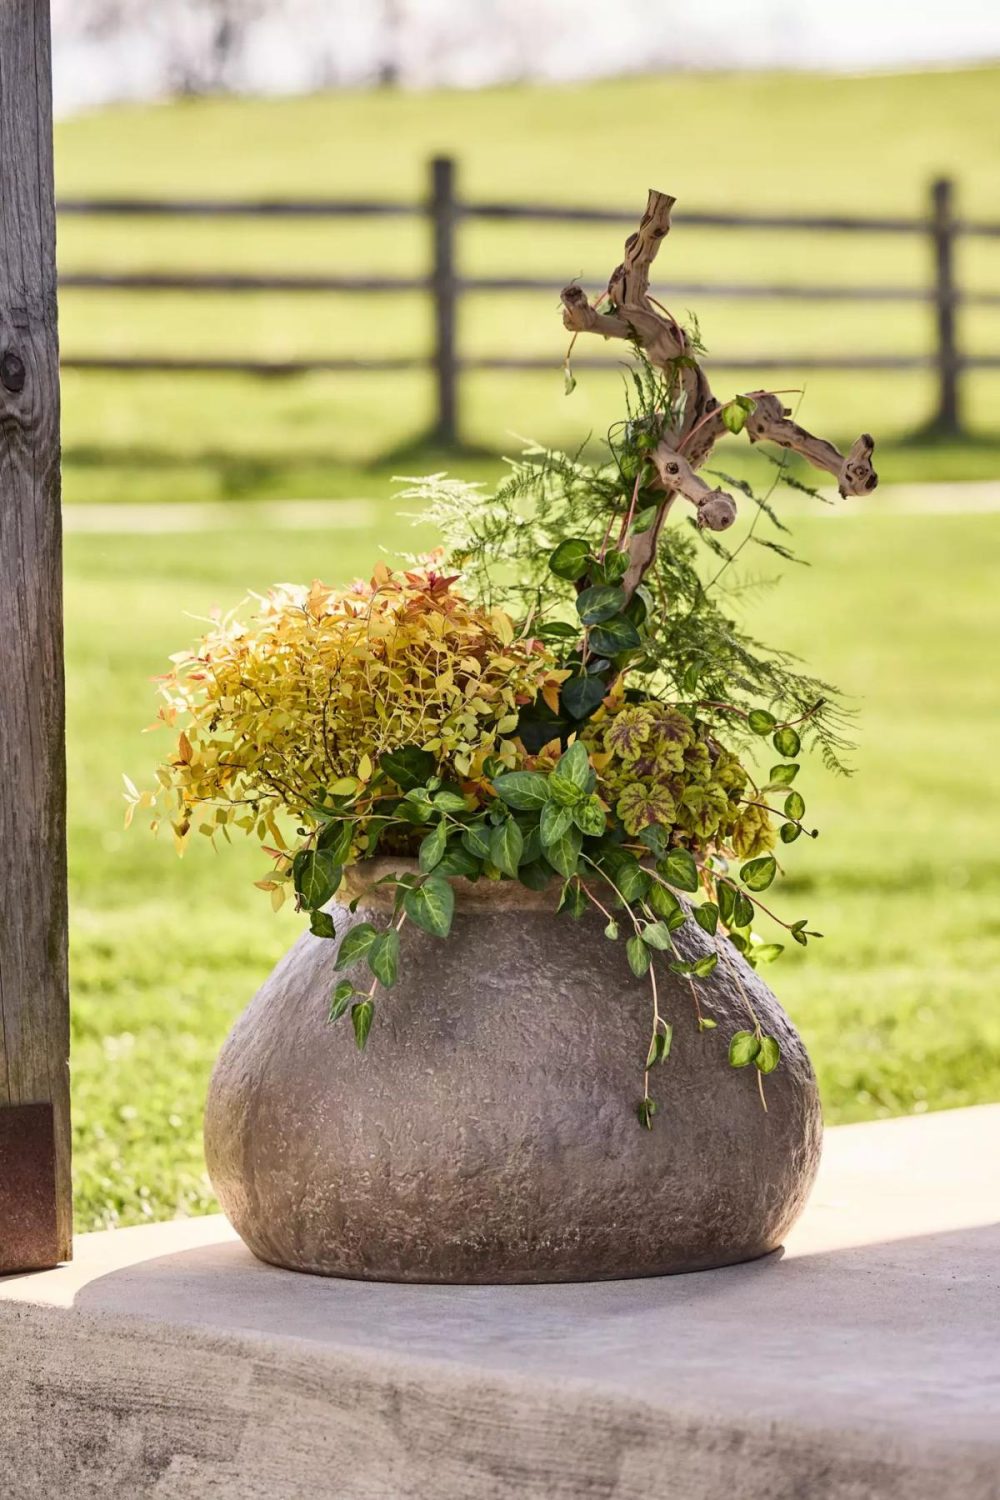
[205,863,822,1282]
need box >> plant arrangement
[130,189,876,1129]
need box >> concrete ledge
[2,1106,998,1499]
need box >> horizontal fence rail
[56,159,1000,440]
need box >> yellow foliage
[131,562,565,864]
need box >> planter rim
[340,857,562,913]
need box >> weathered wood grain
[0,0,70,1268]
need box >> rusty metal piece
[0,1102,60,1273]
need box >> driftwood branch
[559,187,879,596]
[745,392,878,498]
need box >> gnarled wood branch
[745,393,878,498]
[559,188,878,597]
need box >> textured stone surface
[2,1108,998,1500]
[204,861,821,1282]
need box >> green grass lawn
[68,493,1000,1231]
[54,66,1000,504]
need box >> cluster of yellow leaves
[127,560,566,871]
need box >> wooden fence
[56,157,1000,443]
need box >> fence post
[929,177,961,436]
[0,0,71,1272]
[429,155,459,446]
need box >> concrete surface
[2,1105,998,1499]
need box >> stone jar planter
[205,859,822,1283]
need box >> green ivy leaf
[540,801,573,849]
[492,771,551,811]
[379,746,436,792]
[489,818,524,878]
[659,847,699,893]
[588,616,642,658]
[612,857,651,904]
[728,1030,761,1068]
[435,843,482,878]
[753,942,784,964]
[626,933,651,977]
[462,822,492,859]
[351,999,374,1050]
[328,980,355,1023]
[316,819,353,864]
[691,954,719,978]
[717,881,736,927]
[740,855,777,892]
[784,790,806,821]
[734,889,755,929]
[557,877,588,918]
[604,919,619,940]
[549,537,591,581]
[431,788,469,813]
[561,675,607,721]
[693,902,719,935]
[756,1036,781,1074]
[598,549,630,583]
[722,400,749,435]
[418,820,448,873]
[309,910,337,940]
[747,709,777,735]
[772,726,801,758]
[637,1097,657,1129]
[631,504,658,534]
[641,921,673,951]
[555,741,593,793]
[368,928,400,987]
[648,882,682,922]
[334,922,378,970]
[576,584,627,625]
[765,763,800,790]
[292,848,343,910]
[698,1016,718,1031]
[646,1025,673,1067]
[403,876,455,938]
[780,822,802,844]
[518,860,553,891]
[544,821,583,878]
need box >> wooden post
[429,155,459,446]
[929,177,961,437]
[0,0,71,1272]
